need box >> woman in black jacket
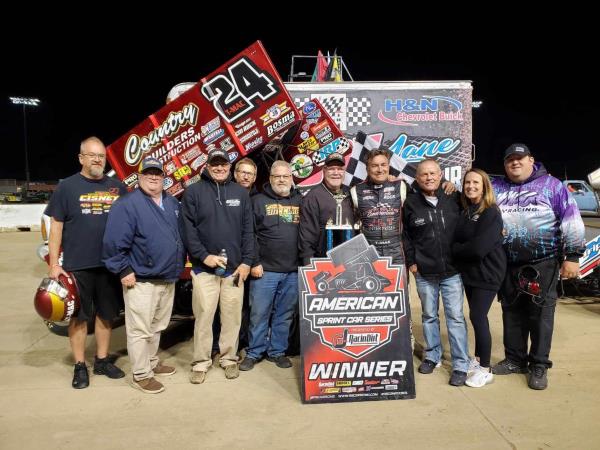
[452,168,507,388]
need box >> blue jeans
[415,273,469,372]
[247,271,298,359]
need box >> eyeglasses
[236,170,256,177]
[270,174,292,180]
[80,153,106,160]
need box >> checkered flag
[343,131,417,187]
[293,95,371,132]
[319,96,344,115]
[346,97,371,127]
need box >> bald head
[79,136,106,180]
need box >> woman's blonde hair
[461,168,496,214]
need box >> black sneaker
[72,362,89,389]
[239,357,258,371]
[93,356,125,379]
[267,355,292,369]
[449,370,468,386]
[418,359,438,374]
[528,365,548,390]
[492,358,529,375]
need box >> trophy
[325,192,355,251]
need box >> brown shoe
[133,377,164,394]
[224,364,239,379]
[190,370,207,384]
[153,363,176,376]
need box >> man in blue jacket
[182,149,254,384]
[103,157,186,394]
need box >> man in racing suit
[350,148,407,265]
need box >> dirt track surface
[1,232,600,449]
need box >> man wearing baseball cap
[491,143,585,389]
[103,157,186,393]
[182,148,254,384]
[298,152,355,265]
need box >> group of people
[47,138,305,393]
[46,136,585,394]
[403,144,585,390]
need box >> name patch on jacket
[414,217,426,226]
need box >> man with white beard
[239,161,302,370]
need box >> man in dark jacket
[298,153,355,265]
[403,158,470,386]
[182,149,254,384]
[232,157,259,351]
[239,161,301,371]
[103,157,186,394]
[491,144,585,389]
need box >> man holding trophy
[299,153,356,264]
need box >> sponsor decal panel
[123,173,138,187]
[290,154,313,179]
[190,155,206,171]
[203,128,225,145]
[297,137,319,154]
[245,136,264,152]
[201,117,221,136]
[219,137,235,151]
[173,165,192,181]
[299,235,415,404]
[260,101,291,126]
[379,96,464,126]
[164,161,178,176]
[167,182,183,197]
[184,174,201,188]
[580,234,600,278]
[180,145,202,164]
[240,128,260,143]
[266,111,296,137]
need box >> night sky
[1,17,595,183]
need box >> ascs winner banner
[299,235,415,403]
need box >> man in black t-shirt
[46,136,128,389]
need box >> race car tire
[362,276,381,294]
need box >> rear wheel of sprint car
[316,280,330,293]
[362,276,381,294]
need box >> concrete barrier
[0,204,46,231]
